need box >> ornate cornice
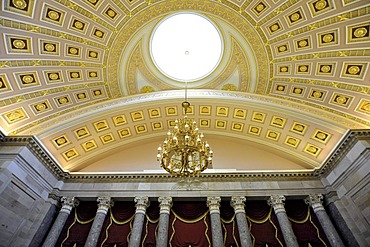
[1,129,368,182]
[1,135,69,180]
[315,129,370,176]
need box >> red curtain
[285,200,330,247]
[141,201,160,247]
[220,201,241,247]
[245,200,285,247]
[56,201,97,247]
[168,201,212,247]
[97,201,136,247]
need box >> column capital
[267,195,286,214]
[207,196,221,214]
[134,196,150,214]
[60,196,79,214]
[97,196,114,214]
[305,194,325,213]
[230,196,246,214]
[158,196,173,215]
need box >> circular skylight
[151,13,223,82]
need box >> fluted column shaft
[305,194,345,247]
[128,196,150,247]
[84,197,114,247]
[207,196,224,247]
[268,195,299,247]
[42,197,79,247]
[156,197,173,247]
[231,196,253,247]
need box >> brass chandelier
[157,97,213,177]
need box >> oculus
[150,13,222,82]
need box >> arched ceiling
[0,0,369,173]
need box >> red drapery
[285,200,330,247]
[245,200,285,247]
[140,201,160,247]
[168,201,212,247]
[97,201,136,247]
[52,199,333,247]
[220,201,241,247]
[56,201,97,247]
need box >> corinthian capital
[134,196,150,214]
[231,196,246,214]
[305,194,325,212]
[207,196,221,214]
[158,196,173,215]
[60,196,79,213]
[97,196,114,214]
[267,195,286,214]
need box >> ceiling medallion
[157,72,213,176]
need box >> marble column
[42,196,79,247]
[305,194,345,247]
[267,195,299,247]
[230,196,253,247]
[207,196,224,247]
[84,197,114,247]
[128,196,150,247]
[156,197,173,247]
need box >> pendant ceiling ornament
[157,100,213,176]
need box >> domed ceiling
[0,0,369,173]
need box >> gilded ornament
[140,85,154,93]
[280,67,287,72]
[71,72,79,78]
[221,83,237,91]
[255,3,265,12]
[322,34,333,43]
[290,13,300,22]
[287,138,297,145]
[35,103,46,111]
[89,51,97,58]
[73,21,84,29]
[65,150,76,158]
[299,65,308,72]
[354,27,367,38]
[320,65,331,73]
[12,0,27,9]
[88,0,98,3]
[348,65,360,75]
[335,96,347,104]
[294,124,304,131]
[77,93,86,99]
[89,72,97,77]
[56,137,67,145]
[316,132,327,140]
[49,73,59,80]
[95,30,103,37]
[103,135,112,141]
[294,88,302,94]
[58,97,68,104]
[22,75,34,83]
[278,46,286,52]
[270,24,279,31]
[13,39,26,49]
[307,146,318,153]
[269,132,277,138]
[298,40,307,47]
[47,10,60,20]
[69,47,78,54]
[107,9,116,18]
[44,43,55,52]
[315,0,327,10]
[313,91,322,98]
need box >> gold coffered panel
[0,0,368,172]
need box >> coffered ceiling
[0,0,369,173]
